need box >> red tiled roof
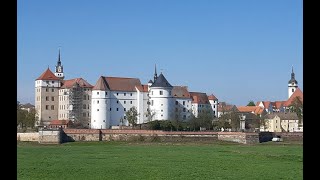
[93,76,109,91]
[105,76,144,91]
[284,88,303,107]
[208,94,218,100]
[263,101,271,108]
[36,68,60,80]
[190,92,209,104]
[172,86,190,98]
[61,78,93,89]
[50,120,71,125]
[218,104,238,112]
[237,106,265,115]
[272,101,285,109]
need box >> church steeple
[288,66,298,84]
[54,48,64,79]
[154,64,158,82]
[288,66,298,98]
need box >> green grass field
[17,141,303,180]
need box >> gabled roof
[190,92,209,104]
[61,78,93,89]
[172,86,191,98]
[106,76,144,91]
[265,112,298,120]
[36,68,60,80]
[272,101,285,109]
[208,94,218,100]
[93,76,109,91]
[150,73,173,88]
[237,106,265,115]
[263,101,271,108]
[218,104,238,112]
[284,88,303,107]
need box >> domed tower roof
[288,66,298,84]
[150,73,173,88]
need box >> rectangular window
[161,110,163,112]
[183,101,185,105]
[117,101,119,104]
[175,101,178,105]
[51,97,54,101]
[46,81,49,84]
[52,81,54,84]
[124,93,126,96]
[88,112,90,116]
[83,104,86,109]
[124,108,126,111]
[183,108,186,112]
[117,108,119,111]
[169,91,171,95]
[46,96,49,101]
[151,91,153,95]
[97,92,99,95]
[151,100,154,106]
[183,115,186,120]
[83,113,86,117]
[97,109,99,111]
[51,105,54,110]
[117,93,119,96]
[83,95,86,100]
[130,93,132,96]
[110,108,112,111]
[46,105,49,110]
[46,88,48,92]
[130,101,133,104]
[160,91,163,95]
[97,100,99,104]
[214,105,215,108]
[88,105,90,109]
[124,101,126,104]
[105,92,108,96]
[124,116,126,119]
[51,88,54,92]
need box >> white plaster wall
[91,90,108,129]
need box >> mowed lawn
[17,141,302,180]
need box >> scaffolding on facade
[68,83,83,124]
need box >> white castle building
[35,51,219,129]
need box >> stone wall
[274,132,303,141]
[17,133,39,142]
[217,132,259,144]
[38,130,61,144]
[17,129,261,144]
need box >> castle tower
[54,48,64,79]
[91,76,110,129]
[35,68,61,126]
[288,66,298,98]
[149,72,174,120]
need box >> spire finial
[154,64,158,82]
[292,65,294,73]
[58,47,61,63]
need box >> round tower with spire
[149,65,174,121]
[54,48,64,79]
[91,76,111,129]
[288,66,298,98]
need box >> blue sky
[17,0,303,106]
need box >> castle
[35,51,219,128]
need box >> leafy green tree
[125,106,139,127]
[289,96,303,124]
[247,100,255,106]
